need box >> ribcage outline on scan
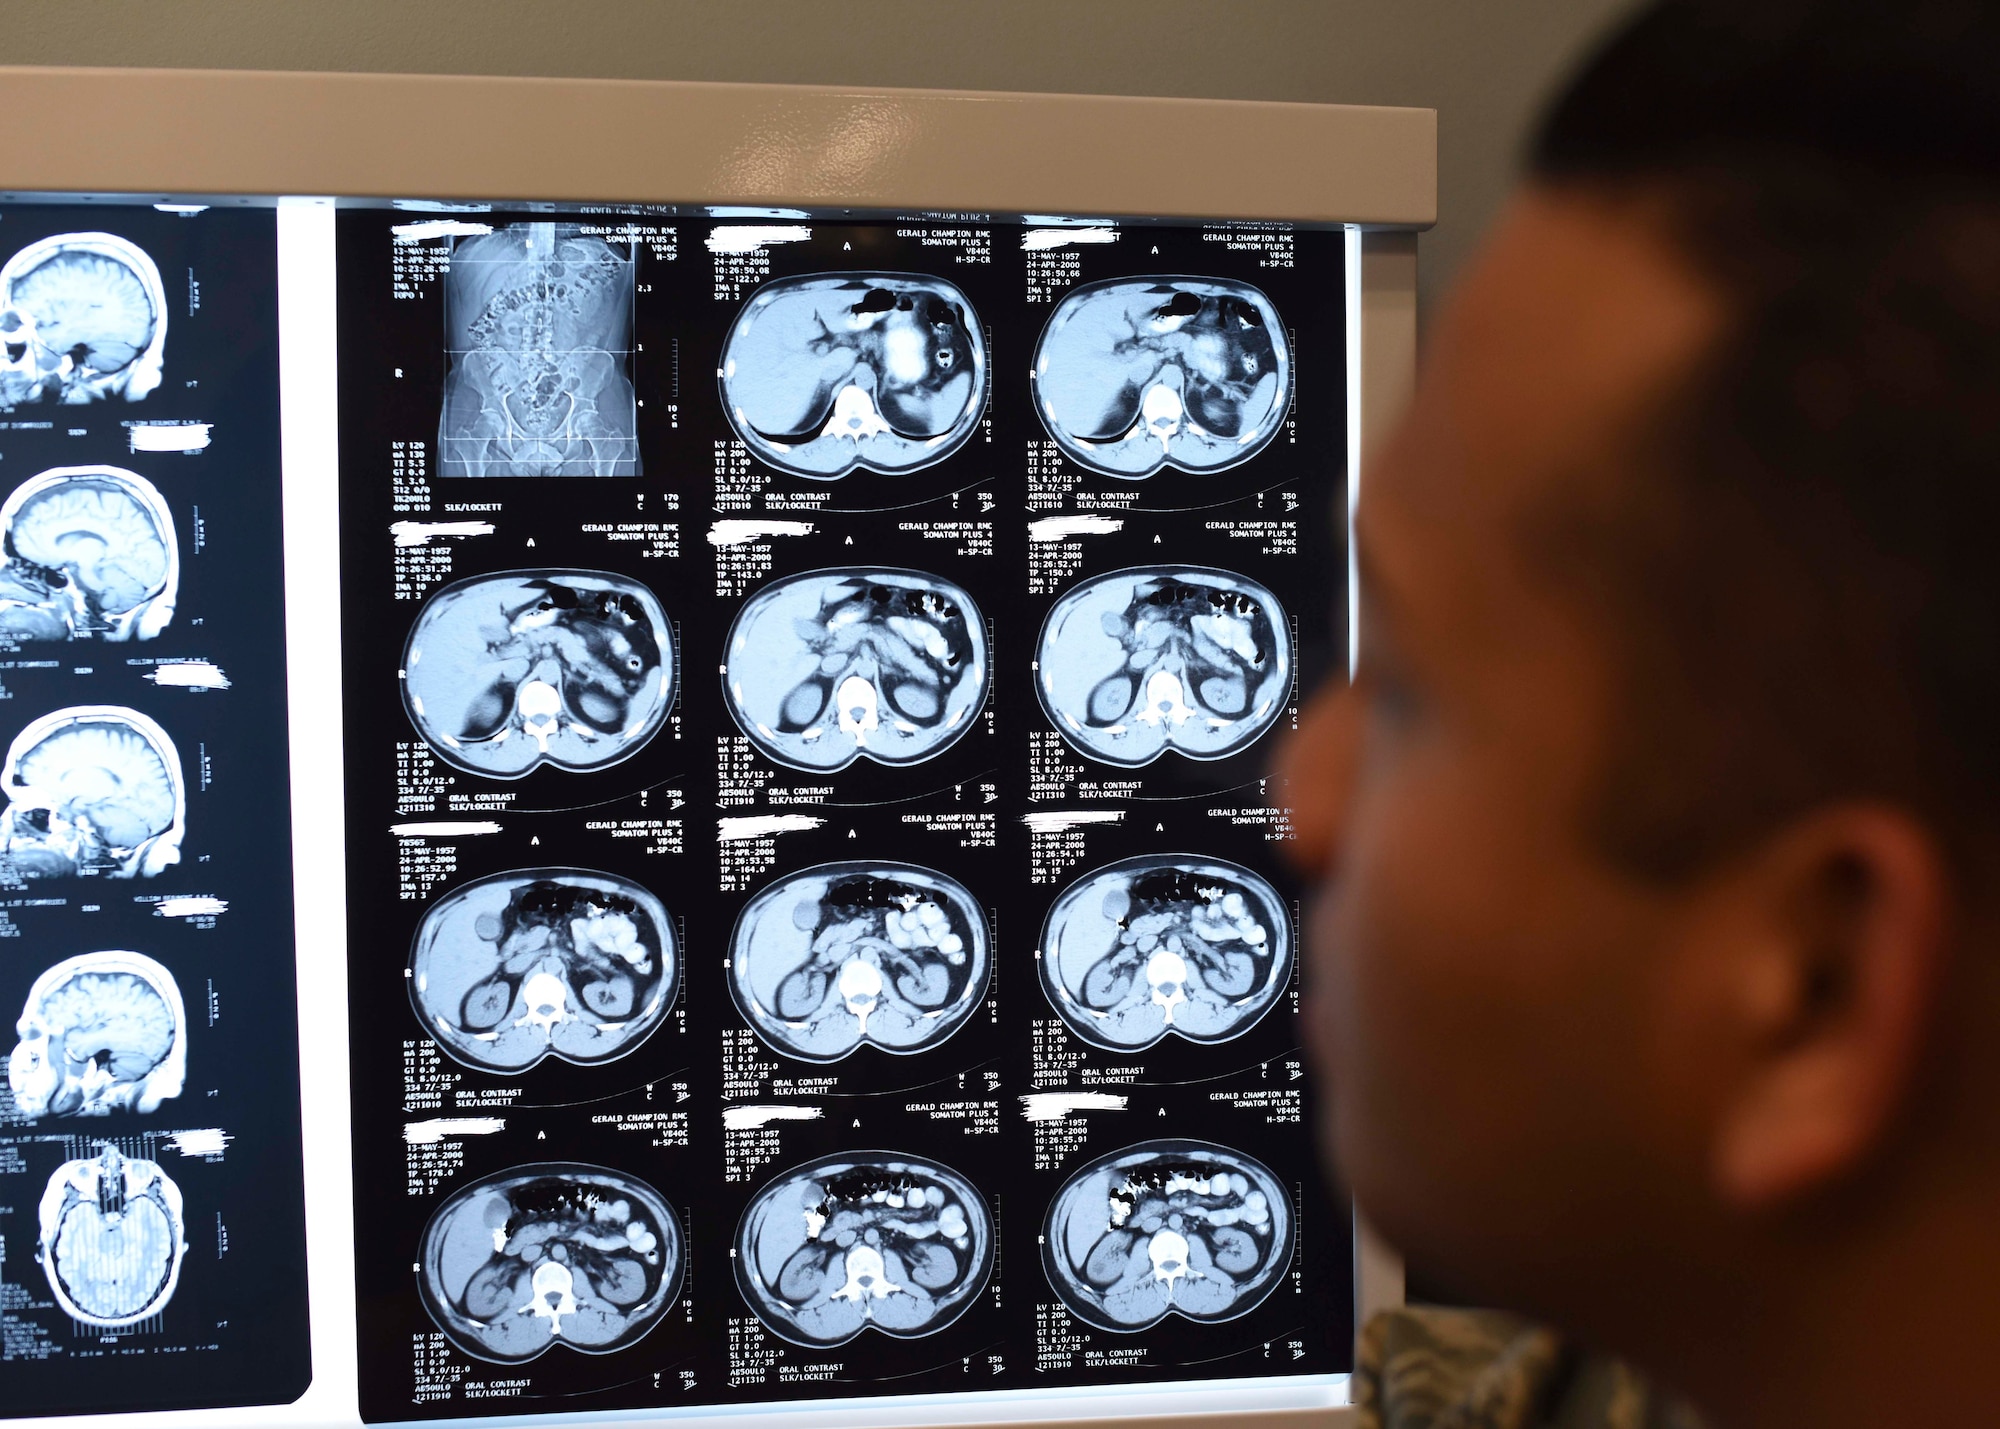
[1032,277,1289,478]
[417,1163,684,1364]
[723,568,987,772]
[734,1152,993,1346]
[400,569,675,778]
[410,868,679,1072]
[1036,566,1291,766]
[1042,1139,1292,1332]
[9,950,188,1117]
[438,222,640,477]
[0,232,168,408]
[0,704,186,878]
[720,273,987,479]
[0,466,179,642]
[38,1143,187,1328]
[1040,856,1291,1052]
[729,862,989,1062]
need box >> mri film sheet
[0,465,179,642]
[9,950,188,1117]
[439,223,641,477]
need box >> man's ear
[1707,805,1949,1209]
[1274,680,1359,880]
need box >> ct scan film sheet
[336,209,1348,1423]
[0,202,311,1414]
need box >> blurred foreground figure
[1287,2,2000,1425]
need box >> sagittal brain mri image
[9,951,187,1118]
[1043,1140,1292,1332]
[1036,567,1290,766]
[0,233,167,407]
[735,1153,992,1346]
[1040,857,1291,1052]
[0,705,185,878]
[729,862,989,1062]
[1032,278,1289,478]
[411,868,678,1072]
[0,465,178,642]
[439,223,639,476]
[418,1164,683,1364]
[38,1144,187,1327]
[401,570,674,778]
[723,568,986,771]
[720,274,987,478]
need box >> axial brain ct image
[1032,277,1288,478]
[401,570,674,778]
[0,705,185,878]
[720,274,986,479]
[411,868,678,1072]
[39,1144,187,1327]
[735,1153,992,1346]
[439,222,639,477]
[729,862,988,1062]
[0,465,179,642]
[9,950,187,1118]
[1037,567,1290,766]
[1043,1140,1292,1332]
[723,568,986,771]
[1041,857,1291,1052]
[418,1164,683,1364]
[0,233,167,407]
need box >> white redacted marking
[707,519,815,547]
[390,821,502,837]
[1018,1092,1129,1123]
[1022,227,1118,251]
[391,220,494,242]
[166,1128,232,1156]
[154,203,209,215]
[718,814,825,843]
[707,206,811,220]
[403,1118,506,1146]
[1022,810,1125,835]
[129,423,212,453]
[723,1106,825,1131]
[145,661,231,690]
[1027,515,1124,543]
[154,895,228,918]
[706,225,811,256]
[391,520,496,547]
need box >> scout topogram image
[1032,278,1289,478]
[0,465,179,642]
[401,570,674,778]
[734,1153,993,1346]
[1040,857,1291,1052]
[723,568,987,771]
[720,274,987,478]
[1037,567,1290,766]
[0,705,185,878]
[39,1144,187,1328]
[418,1164,684,1364]
[410,868,679,1072]
[0,232,167,407]
[9,950,187,1117]
[729,862,989,1062]
[1043,1140,1293,1333]
[438,222,639,476]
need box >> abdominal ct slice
[411,868,679,1071]
[720,273,988,478]
[418,1163,683,1364]
[401,569,674,778]
[729,862,990,1062]
[1032,277,1289,478]
[0,705,186,879]
[723,568,987,771]
[39,1143,187,1327]
[0,465,180,642]
[734,1152,993,1346]
[1043,1139,1292,1332]
[1040,856,1291,1051]
[9,950,188,1117]
[1036,566,1290,767]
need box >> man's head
[1292,0,2000,1399]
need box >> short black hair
[1527,1,2000,879]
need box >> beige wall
[12,0,1640,315]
